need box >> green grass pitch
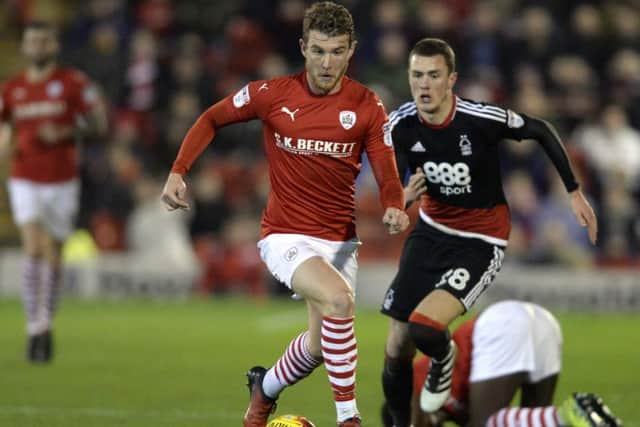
[0,298,638,426]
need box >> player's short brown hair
[410,38,456,74]
[302,1,355,45]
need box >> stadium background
[0,0,639,426]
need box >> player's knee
[383,354,413,376]
[386,322,413,358]
[24,248,43,259]
[323,288,355,316]
[408,313,450,360]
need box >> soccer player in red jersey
[381,301,622,427]
[0,21,107,363]
[160,2,409,426]
[380,38,598,427]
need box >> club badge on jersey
[459,135,472,156]
[339,110,356,130]
[46,81,63,98]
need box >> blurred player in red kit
[0,21,107,363]
[381,300,623,427]
[160,2,409,426]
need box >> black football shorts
[381,218,505,321]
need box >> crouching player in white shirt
[382,300,623,427]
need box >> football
[266,414,316,427]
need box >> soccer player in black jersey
[380,38,598,427]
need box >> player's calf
[382,355,413,427]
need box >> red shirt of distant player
[172,72,403,241]
[0,68,97,182]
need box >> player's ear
[51,36,60,55]
[347,39,357,60]
[299,38,307,59]
[448,71,458,90]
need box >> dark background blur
[1,0,639,297]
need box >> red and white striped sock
[40,265,61,332]
[22,257,43,335]
[322,316,359,422]
[262,331,322,399]
[487,407,563,427]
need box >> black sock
[382,356,413,427]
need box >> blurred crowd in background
[1,0,640,296]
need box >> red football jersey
[172,72,404,241]
[0,67,97,182]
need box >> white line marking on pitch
[258,309,306,332]
[0,406,237,420]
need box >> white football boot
[420,340,457,412]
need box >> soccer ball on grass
[266,414,315,427]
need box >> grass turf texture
[0,298,638,426]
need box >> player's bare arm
[0,122,12,159]
[37,121,71,144]
[410,390,450,427]
[82,90,108,137]
[404,167,427,208]
[161,172,190,211]
[569,189,597,244]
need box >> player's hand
[412,407,448,427]
[569,189,597,244]
[404,167,427,205]
[424,409,448,427]
[161,172,190,211]
[382,207,409,235]
[0,123,12,160]
[38,122,68,145]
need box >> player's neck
[420,93,455,126]
[26,62,57,83]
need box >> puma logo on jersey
[281,106,299,122]
[258,83,269,91]
[410,141,426,152]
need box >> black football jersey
[390,96,535,244]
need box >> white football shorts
[7,178,80,241]
[470,300,563,383]
[257,233,361,291]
